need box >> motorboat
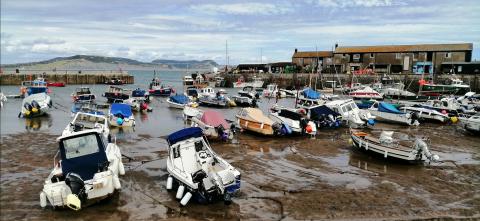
[340,82,364,94]
[103,86,130,103]
[125,88,152,112]
[167,94,198,109]
[214,76,225,87]
[350,130,439,163]
[420,97,476,116]
[279,87,298,98]
[40,122,124,210]
[269,107,317,136]
[72,87,96,103]
[47,81,66,87]
[236,108,276,135]
[105,78,125,85]
[183,74,209,89]
[238,86,259,99]
[166,127,241,206]
[307,105,342,129]
[325,99,375,128]
[367,101,420,126]
[183,106,203,121]
[20,77,49,98]
[458,114,480,135]
[71,102,105,117]
[199,87,216,98]
[296,88,325,112]
[0,92,7,108]
[233,76,263,88]
[421,77,470,95]
[349,86,383,100]
[185,87,199,101]
[399,106,450,123]
[198,96,230,108]
[20,93,52,118]
[190,110,234,141]
[232,95,257,107]
[263,84,286,98]
[149,78,174,96]
[108,103,135,127]
[64,112,110,140]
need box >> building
[235,64,268,73]
[440,61,480,75]
[266,62,295,73]
[292,49,333,72]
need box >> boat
[125,88,152,112]
[185,87,199,101]
[236,108,276,135]
[165,127,241,206]
[198,96,229,108]
[232,95,257,107]
[47,81,66,87]
[108,103,135,127]
[269,107,317,136]
[349,86,383,100]
[0,92,7,108]
[183,74,209,89]
[296,88,325,112]
[214,76,225,87]
[325,99,375,128]
[72,87,96,103]
[238,86,259,99]
[105,77,125,85]
[307,105,342,129]
[183,106,203,121]
[199,87,216,98]
[20,77,49,97]
[350,130,439,163]
[190,110,234,141]
[149,78,174,96]
[399,106,451,123]
[167,94,198,109]
[458,114,480,135]
[40,119,124,210]
[367,101,420,126]
[71,102,105,117]
[19,93,52,118]
[279,86,298,98]
[421,77,470,95]
[263,84,286,98]
[233,76,264,88]
[64,112,110,140]
[103,86,130,103]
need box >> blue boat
[309,105,342,128]
[20,78,48,97]
[108,103,135,127]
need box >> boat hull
[351,133,421,162]
[237,118,274,135]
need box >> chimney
[294,48,298,53]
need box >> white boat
[199,87,216,98]
[263,84,286,98]
[190,110,234,141]
[39,123,124,210]
[167,94,198,109]
[71,87,96,103]
[0,92,7,108]
[108,103,135,127]
[166,127,241,206]
[399,106,450,123]
[269,107,316,136]
[125,97,152,112]
[296,88,325,113]
[238,86,258,99]
[349,86,383,100]
[64,112,110,140]
[232,95,257,107]
[279,88,298,98]
[325,99,375,128]
[367,101,420,126]
[232,76,263,88]
[20,93,52,118]
[350,130,439,163]
[458,114,480,135]
[183,106,203,121]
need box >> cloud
[308,0,404,8]
[192,2,293,15]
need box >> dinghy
[40,124,124,210]
[236,108,277,135]
[20,93,52,118]
[325,99,375,128]
[108,103,135,127]
[458,114,480,135]
[367,101,420,126]
[167,94,198,109]
[350,130,439,163]
[166,127,241,206]
[71,87,96,103]
[399,106,450,123]
[190,110,234,141]
[269,107,317,136]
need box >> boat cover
[302,88,320,99]
[110,103,132,117]
[278,109,302,121]
[60,132,108,180]
[132,89,146,97]
[169,94,189,104]
[378,102,404,114]
[239,108,274,124]
[310,105,339,120]
[167,127,203,145]
[201,110,229,128]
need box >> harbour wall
[224,73,480,92]
[0,71,134,85]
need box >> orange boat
[236,108,275,135]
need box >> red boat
[47,82,66,87]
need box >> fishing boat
[325,99,375,128]
[108,103,135,127]
[269,107,317,136]
[40,119,124,210]
[350,130,439,163]
[349,86,383,100]
[236,108,276,135]
[167,94,198,109]
[232,76,263,88]
[190,110,234,141]
[20,77,49,98]
[71,102,104,117]
[458,114,480,135]
[165,127,241,206]
[19,93,52,118]
[149,78,174,96]
[421,77,470,95]
[263,84,286,98]
[307,105,342,129]
[103,86,130,103]
[367,101,420,126]
[72,87,96,103]
[399,106,451,123]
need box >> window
[396,53,401,59]
[458,66,462,72]
[445,52,452,58]
[63,134,100,159]
[353,54,361,61]
[370,53,374,58]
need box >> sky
[1,0,479,65]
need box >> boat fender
[180,192,192,206]
[32,107,39,113]
[113,175,121,189]
[176,185,185,199]
[450,116,458,123]
[367,119,375,126]
[166,176,173,190]
[283,123,292,135]
[118,160,125,175]
[116,118,124,125]
[40,191,47,208]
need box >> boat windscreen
[279,109,302,121]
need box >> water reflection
[348,149,424,175]
[24,117,52,131]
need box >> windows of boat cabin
[62,134,100,159]
[173,146,180,158]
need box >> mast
[225,40,228,72]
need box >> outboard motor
[251,99,257,107]
[31,100,40,109]
[65,173,87,210]
[410,112,420,125]
[24,103,33,111]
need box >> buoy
[305,125,313,133]
[180,192,192,206]
[118,161,125,175]
[25,110,31,116]
[113,175,121,189]
[176,185,185,199]
[450,116,458,123]
[166,176,173,190]
[116,118,124,125]
[40,192,47,208]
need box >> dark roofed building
[236,64,268,73]
[292,49,334,70]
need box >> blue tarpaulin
[110,103,132,117]
[310,105,339,120]
[167,127,203,145]
[132,89,146,97]
[302,88,320,99]
[169,94,189,104]
[378,102,404,114]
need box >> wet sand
[1,82,480,220]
